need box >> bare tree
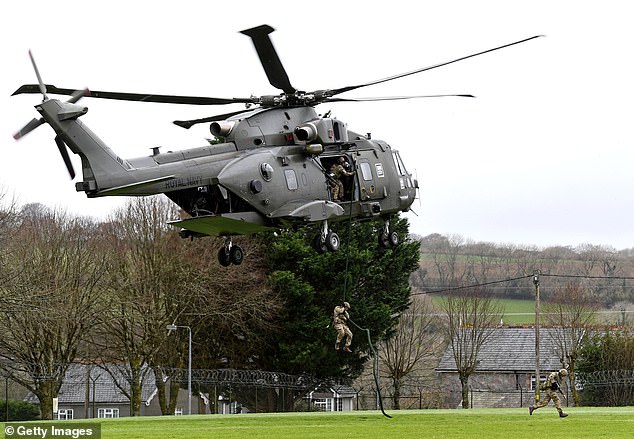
[94,196,279,415]
[93,196,188,416]
[0,209,107,419]
[440,288,503,408]
[543,282,598,406]
[0,186,17,243]
[379,295,443,409]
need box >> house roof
[25,364,158,404]
[436,327,564,373]
[308,383,357,397]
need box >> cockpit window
[392,151,408,176]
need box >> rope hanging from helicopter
[337,154,392,419]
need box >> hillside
[410,234,634,309]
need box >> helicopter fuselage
[35,100,417,239]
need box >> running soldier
[529,369,569,417]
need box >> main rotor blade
[12,84,254,106]
[54,135,76,179]
[173,109,249,129]
[240,25,296,94]
[13,117,45,140]
[324,94,475,103]
[328,35,544,97]
[28,50,47,99]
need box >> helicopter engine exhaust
[210,121,236,137]
[295,123,317,142]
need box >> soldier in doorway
[529,369,569,417]
[329,157,354,201]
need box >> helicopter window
[392,151,408,176]
[333,122,341,140]
[284,169,298,190]
[360,162,373,181]
[260,163,274,181]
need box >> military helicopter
[12,25,540,266]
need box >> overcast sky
[2,1,632,250]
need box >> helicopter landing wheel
[378,223,399,248]
[229,245,244,265]
[325,231,340,252]
[313,233,328,254]
[218,247,232,267]
[388,231,399,247]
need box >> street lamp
[166,324,192,415]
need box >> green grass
[431,296,537,325]
[4,408,633,439]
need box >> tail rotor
[13,50,88,179]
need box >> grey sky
[2,1,632,249]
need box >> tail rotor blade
[28,50,48,99]
[67,88,90,104]
[13,118,45,140]
[54,135,76,179]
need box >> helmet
[343,301,350,309]
[559,369,568,377]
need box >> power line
[414,275,533,295]
[414,272,634,296]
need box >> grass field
[431,296,537,325]
[4,407,633,439]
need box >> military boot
[559,411,568,418]
[529,405,534,415]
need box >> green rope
[338,154,391,419]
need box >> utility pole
[533,270,541,403]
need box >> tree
[0,208,107,419]
[94,197,190,416]
[0,186,17,245]
[577,329,634,406]
[256,216,420,410]
[94,196,280,415]
[440,288,503,408]
[379,295,443,409]
[543,282,598,406]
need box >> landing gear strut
[312,220,340,253]
[378,221,399,248]
[218,237,244,266]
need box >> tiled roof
[26,364,158,404]
[436,327,564,373]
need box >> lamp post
[533,270,541,404]
[167,324,192,415]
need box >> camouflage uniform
[333,302,352,352]
[529,369,568,417]
[329,158,354,201]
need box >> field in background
[431,296,536,325]
[429,296,626,326]
[4,407,632,439]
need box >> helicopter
[12,25,541,266]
